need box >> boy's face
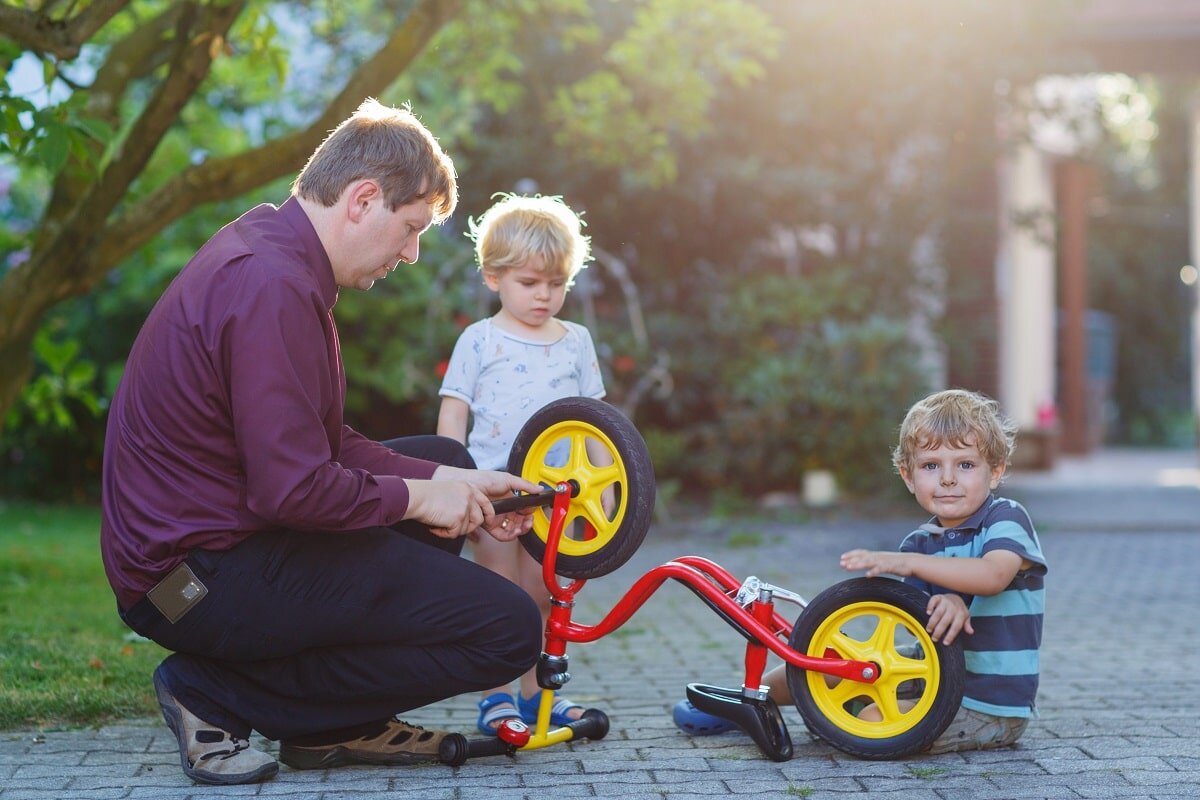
[484,253,569,333]
[898,437,1004,529]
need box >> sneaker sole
[279,744,440,770]
[153,669,279,785]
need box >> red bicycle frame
[538,484,879,689]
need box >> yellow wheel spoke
[579,496,611,532]
[819,677,864,707]
[887,656,930,680]
[824,630,870,663]
[587,462,621,487]
[569,434,590,472]
[866,616,898,658]
[873,688,905,723]
[534,466,569,486]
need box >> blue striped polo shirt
[899,494,1047,718]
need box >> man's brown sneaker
[153,666,278,785]
[278,718,449,770]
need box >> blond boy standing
[438,194,604,735]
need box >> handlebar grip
[491,489,558,515]
[466,736,518,759]
[564,708,610,741]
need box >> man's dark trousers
[120,435,542,741]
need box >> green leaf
[37,125,70,173]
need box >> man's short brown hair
[292,98,457,222]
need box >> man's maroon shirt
[101,198,438,609]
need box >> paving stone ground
[3,448,1198,800]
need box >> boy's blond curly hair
[466,193,591,286]
[892,389,1017,475]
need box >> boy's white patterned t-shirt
[439,318,606,471]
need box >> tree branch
[41,2,188,234]
[93,0,465,271]
[0,0,129,59]
[14,0,245,327]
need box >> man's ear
[344,179,382,223]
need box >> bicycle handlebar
[491,488,559,515]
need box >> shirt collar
[280,196,338,310]
[919,493,995,536]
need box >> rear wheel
[786,578,964,759]
[508,397,655,579]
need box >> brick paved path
[3,479,1199,799]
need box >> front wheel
[786,578,965,759]
[508,397,655,579]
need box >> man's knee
[432,436,475,470]
[484,584,542,674]
[379,434,476,470]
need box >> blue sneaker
[672,699,737,735]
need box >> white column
[1190,105,1200,439]
[996,143,1057,431]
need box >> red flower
[434,359,450,378]
[612,355,636,373]
[454,313,472,329]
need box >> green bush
[650,271,929,497]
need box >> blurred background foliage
[0,0,1191,505]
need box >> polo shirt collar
[279,196,338,310]
[918,493,995,536]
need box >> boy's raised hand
[839,549,911,578]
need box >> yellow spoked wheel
[785,578,965,759]
[509,397,655,579]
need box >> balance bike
[437,397,964,765]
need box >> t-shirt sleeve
[575,326,606,399]
[226,274,412,529]
[438,324,482,404]
[980,503,1048,577]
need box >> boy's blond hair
[892,389,1017,475]
[467,194,590,286]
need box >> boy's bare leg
[471,536,525,723]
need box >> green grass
[908,765,950,778]
[0,501,166,730]
[724,529,764,549]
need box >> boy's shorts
[925,707,1028,754]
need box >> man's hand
[926,592,973,645]
[407,466,540,540]
[403,479,490,539]
[839,549,913,578]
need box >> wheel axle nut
[861,667,875,680]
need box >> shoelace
[195,733,251,763]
